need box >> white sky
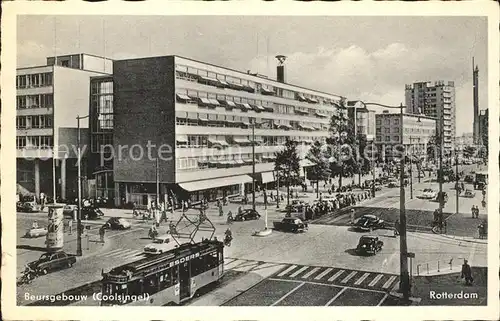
[17,15,488,136]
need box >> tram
[100,239,224,306]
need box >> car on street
[355,235,384,255]
[464,174,474,183]
[273,217,308,233]
[387,180,399,188]
[17,201,41,213]
[143,235,177,255]
[419,188,437,200]
[373,183,382,191]
[461,189,476,198]
[105,217,131,230]
[28,251,76,275]
[24,227,48,238]
[234,209,261,221]
[352,214,385,232]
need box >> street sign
[407,252,415,258]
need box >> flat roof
[114,54,346,100]
[46,53,114,61]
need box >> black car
[352,215,385,232]
[28,251,76,275]
[234,209,261,221]
[356,236,384,255]
[273,217,308,233]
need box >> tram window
[144,275,159,294]
[206,252,218,269]
[190,256,203,275]
[172,266,179,285]
[159,269,172,289]
[128,279,142,296]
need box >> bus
[474,171,488,190]
[100,239,224,306]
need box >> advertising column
[46,204,64,252]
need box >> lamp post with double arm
[76,114,90,257]
[360,101,410,301]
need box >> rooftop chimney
[275,55,287,83]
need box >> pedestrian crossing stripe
[354,273,370,285]
[368,274,384,287]
[382,275,397,289]
[340,271,357,284]
[289,266,308,278]
[301,267,321,279]
[328,270,345,282]
[314,267,333,280]
[95,248,124,257]
[277,265,297,277]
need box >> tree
[274,139,301,206]
[306,140,331,198]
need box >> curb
[438,234,487,245]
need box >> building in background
[346,101,376,141]
[375,110,436,162]
[478,108,488,148]
[455,132,474,149]
[16,53,112,201]
[472,59,480,145]
[405,80,456,152]
[95,55,347,207]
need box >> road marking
[382,275,397,289]
[107,249,138,258]
[268,278,386,294]
[328,270,345,282]
[325,287,347,306]
[314,267,333,280]
[277,265,297,277]
[340,271,357,284]
[94,248,124,258]
[224,259,243,270]
[368,274,384,287]
[107,228,143,239]
[301,267,321,279]
[354,273,371,285]
[270,282,305,306]
[377,293,389,306]
[289,266,308,278]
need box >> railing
[414,257,466,276]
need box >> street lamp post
[76,114,89,257]
[371,141,376,197]
[455,148,459,215]
[251,118,273,211]
[361,101,410,301]
[438,114,444,214]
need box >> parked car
[461,189,476,198]
[234,209,261,221]
[105,217,131,230]
[419,188,437,200]
[143,235,177,255]
[356,235,384,255]
[387,180,399,188]
[17,201,41,213]
[464,175,474,183]
[28,251,76,275]
[273,217,308,233]
[352,214,385,232]
[24,227,48,238]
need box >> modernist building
[346,101,376,141]
[91,55,347,206]
[375,110,436,161]
[16,53,112,200]
[455,132,474,149]
[405,81,456,152]
[478,108,488,147]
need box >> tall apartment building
[90,55,347,206]
[16,53,112,200]
[375,111,436,161]
[346,100,376,141]
[478,109,488,147]
[405,81,456,152]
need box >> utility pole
[455,148,459,215]
[372,142,376,197]
[438,113,444,213]
[252,119,256,211]
[398,103,410,300]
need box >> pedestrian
[68,219,73,235]
[470,205,475,218]
[40,192,45,211]
[394,219,400,236]
[219,205,224,217]
[350,209,355,225]
[461,259,473,285]
[99,225,106,243]
[475,205,480,218]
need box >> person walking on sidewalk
[394,219,400,237]
[470,205,475,218]
[68,219,73,235]
[99,225,106,243]
[461,259,473,285]
[350,209,356,225]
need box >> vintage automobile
[17,201,41,213]
[419,188,437,200]
[387,180,400,188]
[234,209,261,221]
[356,235,384,255]
[464,174,474,183]
[352,214,386,232]
[461,189,476,198]
[24,227,48,238]
[63,204,104,220]
[143,235,177,255]
[273,217,308,233]
[28,251,76,275]
[105,217,131,230]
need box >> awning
[300,159,316,167]
[208,138,228,146]
[209,99,220,106]
[264,107,274,112]
[218,80,230,87]
[297,94,306,101]
[179,174,253,192]
[261,88,274,95]
[253,105,265,111]
[235,159,245,164]
[225,101,237,107]
[279,124,292,129]
[176,94,191,101]
[239,103,252,110]
[309,98,319,103]
[199,97,211,105]
[198,76,218,83]
[176,135,188,143]
[233,137,251,144]
[294,109,308,115]
[315,111,328,118]
[198,117,208,122]
[261,171,275,184]
[242,122,250,126]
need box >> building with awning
[179,175,253,192]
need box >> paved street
[16,164,487,306]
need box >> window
[385,136,390,141]
[17,96,27,109]
[29,74,40,87]
[40,73,53,87]
[16,116,27,129]
[394,128,400,133]
[16,75,27,88]
[384,128,390,133]
[393,135,399,141]
[40,94,54,108]
[16,136,27,149]
[393,119,400,125]
[31,116,40,128]
[384,119,390,125]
